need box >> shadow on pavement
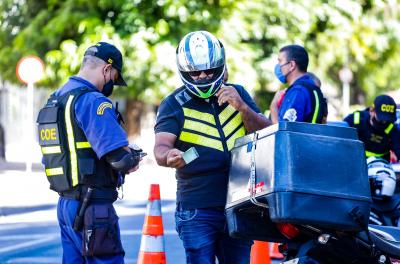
[0,204,56,216]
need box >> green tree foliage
[221,0,400,113]
[0,0,235,101]
[1,0,399,117]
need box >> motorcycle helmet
[366,157,396,199]
[176,31,226,99]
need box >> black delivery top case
[225,122,371,242]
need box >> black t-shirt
[154,84,261,209]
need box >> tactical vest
[175,90,246,153]
[287,81,327,124]
[353,110,394,159]
[37,88,118,199]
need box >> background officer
[37,42,142,264]
[274,45,326,123]
[269,72,327,124]
[344,94,400,162]
[153,31,270,263]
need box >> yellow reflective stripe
[354,112,360,125]
[183,108,215,125]
[311,91,320,124]
[41,146,61,154]
[219,105,236,125]
[97,102,112,115]
[227,126,246,150]
[365,150,387,157]
[223,113,243,137]
[385,123,394,134]
[183,120,219,138]
[76,141,91,149]
[65,95,78,187]
[179,131,223,151]
[46,167,64,177]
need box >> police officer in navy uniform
[154,31,270,263]
[274,45,326,123]
[344,95,400,162]
[37,42,142,264]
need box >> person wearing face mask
[269,72,328,124]
[273,45,326,123]
[36,42,143,263]
[154,31,270,263]
[344,95,400,162]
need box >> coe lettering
[381,104,395,113]
[40,128,57,141]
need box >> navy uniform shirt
[278,74,315,122]
[344,108,400,161]
[54,76,128,159]
[155,84,261,209]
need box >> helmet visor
[181,65,224,91]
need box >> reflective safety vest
[37,88,118,197]
[290,80,327,124]
[353,111,394,158]
[175,91,246,153]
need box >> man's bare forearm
[239,104,272,133]
[154,144,172,167]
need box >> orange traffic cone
[250,241,271,264]
[137,184,166,264]
[269,243,284,259]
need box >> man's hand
[270,89,286,124]
[166,148,185,168]
[216,84,246,111]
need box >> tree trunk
[125,98,145,140]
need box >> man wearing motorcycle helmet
[154,31,270,263]
[344,95,400,162]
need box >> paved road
[0,161,281,263]
[0,200,185,264]
[0,161,187,263]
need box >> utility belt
[59,185,118,203]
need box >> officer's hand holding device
[105,144,146,174]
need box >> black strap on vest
[287,81,327,123]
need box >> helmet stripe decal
[184,32,195,69]
[202,31,214,68]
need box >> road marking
[0,230,177,242]
[0,236,57,254]
[6,257,137,263]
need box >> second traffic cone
[269,243,284,259]
[250,241,271,264]
[137,184,166,264]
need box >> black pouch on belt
[82,203,125,257]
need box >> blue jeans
[175,205,252,264]
[57,197,124,264]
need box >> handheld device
[182,147,199,164]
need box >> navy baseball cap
[84,42,127,86]
[373,95,397,122]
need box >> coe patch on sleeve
[97,102,113,115]
[283,108,297,121]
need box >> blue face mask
[274,62,290,84]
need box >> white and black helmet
[176,31,226,98]
[367,157,396,199]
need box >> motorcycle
[367,157,400,227]
[225,122,400,264]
